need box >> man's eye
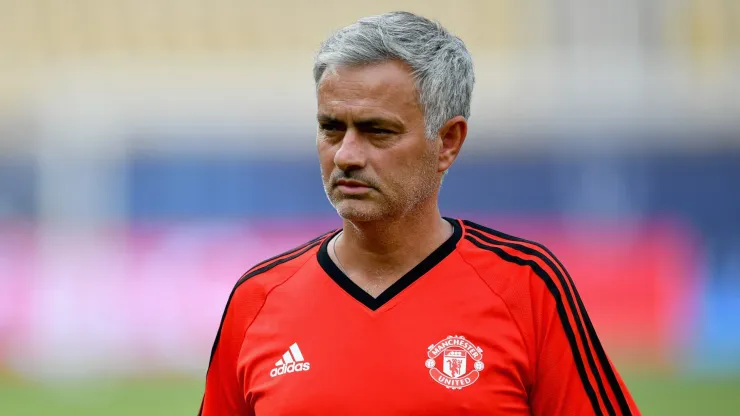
[368,127,393,135]
[320,124,343,132]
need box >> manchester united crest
[425,335,484,390]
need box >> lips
[335,179,370,188]
[334,179,374,195]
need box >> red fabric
[200,219,639,415]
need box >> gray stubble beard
[320,150,440,223]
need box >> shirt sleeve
[199,287,252,416]
[528,261,641,415]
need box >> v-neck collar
[317,217,462,311]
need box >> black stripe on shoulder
[466,226,617,415]
[205,232,333,371]
[245,229,338,276]
[464,221,631,415]
[464,235,604,415]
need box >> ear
[436,116,468,173]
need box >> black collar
[317,217,462,311]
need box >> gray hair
[313,11,475,139]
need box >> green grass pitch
[0,372,738,415]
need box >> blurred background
[0,0,739,414]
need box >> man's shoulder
[459,218,558,259]
[457,218,565,280]
[457,218,573,315]
[231,229,337,296]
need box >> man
[200,11,640,415]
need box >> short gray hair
[313,11,475,139]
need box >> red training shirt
[200,218,640,415]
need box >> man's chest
[237,284,532,415]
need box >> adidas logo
[270,343,310,378]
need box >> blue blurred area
[122,147,740,249]
[0,157,37,220]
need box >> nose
[334,128,366,171]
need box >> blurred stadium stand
[0,0,738,381]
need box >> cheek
[317,144,336,171]
[392,149,437,187]
[380,155,418,188]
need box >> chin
[333,200,388,222]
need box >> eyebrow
[317,115,404,130]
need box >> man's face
[316,61,441,222]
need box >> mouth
[334,179,373,195]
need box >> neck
[335,202,452,279]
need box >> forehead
[317,61,422,121]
